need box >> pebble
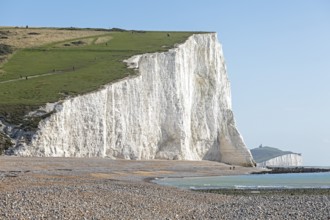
[0,174,329,219]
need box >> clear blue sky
[1,0,329,165]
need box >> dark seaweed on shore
[252,166,330,175]
[194,188,330,196]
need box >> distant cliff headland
[250,145,302,167]
[0,27,254,166]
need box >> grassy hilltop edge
[0,26,201,153]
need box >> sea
[154,169,330,190]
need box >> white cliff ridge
[256,154,303,168]
[14,33,254,166]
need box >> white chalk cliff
[256,154,303,168]
[13,33,254,166]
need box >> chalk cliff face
[13,33,254,166]
[257,154,303,168]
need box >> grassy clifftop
[0,27,194,124]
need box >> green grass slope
[0,30,194,124]
[250,146,299,163]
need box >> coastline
[195,188,330,196]
[0,157,329,219]
[252,166,330,174]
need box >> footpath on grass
[0,69,71,84]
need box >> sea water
[154,172,330,190]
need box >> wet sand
[0,157,329,219]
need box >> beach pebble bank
[0,174,329,220]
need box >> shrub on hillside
[0,44,13,56]
[0,132,13,155]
